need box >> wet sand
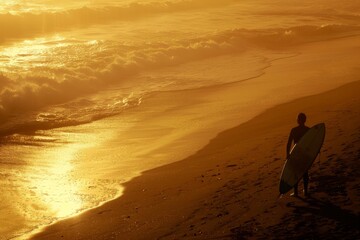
[30,82,360,239]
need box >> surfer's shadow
[290,196,359,229]
[310,174,350,197]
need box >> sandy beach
[30,78,360,239]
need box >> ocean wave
[0,33,241,128]
[0,0,236,42]
[1,23,359,136]
[0,89,143,137]
[236,24,360,48]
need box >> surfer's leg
[303,172,309,196]
[292,183,298,196]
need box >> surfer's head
[297,113,306,125]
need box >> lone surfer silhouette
[286,113,310,197]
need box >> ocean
[0,0,359,239]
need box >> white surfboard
[279,123,325,194]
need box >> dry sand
[30,78,360,239]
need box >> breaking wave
[1,23,360,135]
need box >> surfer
[286,113,310,196]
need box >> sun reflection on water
[0,34,104,79]
[0,0,86,15]
[0,36,68,78]
[28,132,95,218]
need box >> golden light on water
[24,124,120,220]
[30,144,83,218]
[0,36,66,73]
[27,130,100,219]
[0,0,68,15]
[0,35,102,79]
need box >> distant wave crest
[0,0,236,41]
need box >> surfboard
[279,123,325,194]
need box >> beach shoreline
[30,78,360,239]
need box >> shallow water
[0,0,360,239]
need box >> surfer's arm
[286,130,293,158]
